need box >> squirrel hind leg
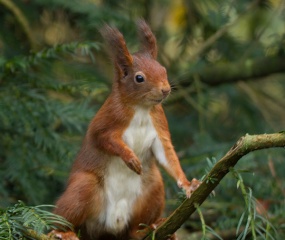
[53,172,104,234]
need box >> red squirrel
[51,20,200,240]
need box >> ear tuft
[100,24,133,78]
[137,19,158,59]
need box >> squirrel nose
[162,88,171,97]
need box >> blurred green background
[0,0,285,239]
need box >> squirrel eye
[135,74,145,83]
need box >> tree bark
[143,132,285,240]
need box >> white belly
[100,107,157,233]
[100,157,141,233]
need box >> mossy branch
[143,132,285,240]
[25,229,51,240]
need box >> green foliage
[0,201,73,240]
[2,41,100,74]
[0,0,285,239]
[0,40,107,206]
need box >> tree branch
[181,56,285,87]
[25,229,54,240]
[143,132,285,240]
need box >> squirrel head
[100,19,171,107]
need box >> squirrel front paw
[48,230,79,240]
[178,178,201,198]
[123,155,142,175]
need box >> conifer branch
[143,132,285,240]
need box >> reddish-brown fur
[51,20,200,240]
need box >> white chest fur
[100,107,157,233]
[123,107,157,160]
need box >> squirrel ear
[137,19,158,59]
[100,24,133,78]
